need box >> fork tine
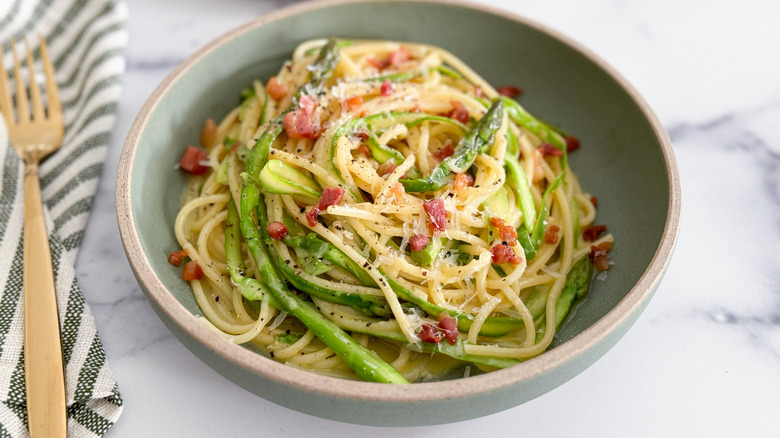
[0,44,13,126]
[38,36,60,122]
[11,39,30,123]
[24,39,45,121]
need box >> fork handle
[22,160,67,438]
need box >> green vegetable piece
[516,225,537,261]
[502,96,566,154]
[504,155,536,231]
[284,233,376,287]
[258,87,269,126]
[295,247,333,276]
[535,256,594,342]
[272,250,391,318]
[277,333,302,344]
[239,40,408,384]
[366,130,405,164]
[401,99,503,193]
[525,285,549,321]
[435,65,462,79]
[410,237,443,267]
[303,39,353,56]
[224,201,281,306]
[215,158,229,185]
[258,159,321,200]
[505,126,519,157]
[482,186,520,231]
[367,112,468,133]
[360,65,463,84]
[223,136,238,148]
[238,88,256,121]
[328,112,467,188]
[381,273,522,337]
[319,306,520,369]
[529,172,565,252]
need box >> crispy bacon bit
[433,141,455,161]
[447,100,470,124]
[544,224,561,244]
[298,94,316,115]
[532,149,544,183]
[388,46,411,66]
[168,250,188,267]
[583,225,607,242]
[306,187,345,226]
[491,217,518,246]
[283,110,315,139]
[200,118,217,148]
[354,130,370,141]
[418,323,443,344]
[182,261,203,281]
[367,56,390,70]
[380,79,393,96]
[590,196,599,207]
[267,76,288,100]
[474,87,484,98]
[423,199,447,232]
[267,221,289,240]
[390,182,405,202]
[305,207,320,227]
[500,225,518,247]
[179,145,209,174]
[410,234,430,252]
[376,161,398,177]
[490,243,523,265]
[538,143,564,157]
[438,314,459,345]
[589,242,612,271]
[357,144,371,158]
[343,95,363,112]
[454,172,474,192]
[318,187,345,210]
[497,85,523,98]
[565,135,581,152]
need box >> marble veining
[70,0,779,436]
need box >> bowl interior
[130,1,670,369]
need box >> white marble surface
[76,0,780,436]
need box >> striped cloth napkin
[0,0,127,436]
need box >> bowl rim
[116,0,681,402]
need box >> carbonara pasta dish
[170,39,614,383]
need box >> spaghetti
[172,39,614,383]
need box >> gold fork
[0,38,66,437]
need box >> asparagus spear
[313,298,520,369]
[272,248,392,317]
[401,99,503,193]
[501,97,566,155]
[327,112,468,178]
[382,274,523,337]
[504,154,536,231]
[225,200,281,307]
[283,232,376,286]
[535,256,594,342]
[360,65,463,83]
[275,215,526,337]
[240,39,409,384]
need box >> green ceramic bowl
[117,0,680,426]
